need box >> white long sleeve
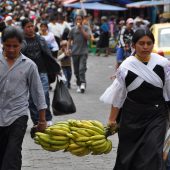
[100,67,128,108]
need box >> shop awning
[61,0,102,5]
[105,0,132,5]
[126,0,170,8]
[64,2,127,11]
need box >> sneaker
[47,121,53,126]
[76,86,81,93]
[80,83,86,93]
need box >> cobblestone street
[22,54,118,170]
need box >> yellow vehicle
[150,23,170,59]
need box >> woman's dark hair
[75,15,84,20]
[132,29,155,45]
[21,18,33,28]
[40,21,48,28]
[1,26,24,43]
[0,21,6,32]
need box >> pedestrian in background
[48,15,63,49]
[101,29,170,170]
[39,21,59,58]
[116,18,134,68]
[39,21,59,90]
[57,40,72,89]
[96,16,110,57]
[21,18,60,127]
[115,19,125,68]
[67,14,90,93]
[4,16,14,27]
[0,26,47,170]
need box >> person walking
[67,14,90,93]
[57,40,72,89]
[115,20,125,68]
[39,21,60,89]
[116,18,134,67]
[96,16,110,57]
[39,21,59,58]
[0,26,47,170]
[48,15,63,49]
[100,29,170,170]
[21,18,60,126]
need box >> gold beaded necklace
[135,54,151,63]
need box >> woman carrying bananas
[100,29,170,170]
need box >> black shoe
[67,83,71,89]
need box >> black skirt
[114,98,168,170]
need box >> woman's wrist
[108,120,117,126]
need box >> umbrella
[126,0,170,8]
[64,2,127,11]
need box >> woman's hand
[105,121,119,137]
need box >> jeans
[29,73,52,125]
[0,115,28,170]
[72,54,87,86]
[116,47,124,63]
[62,66,72,88]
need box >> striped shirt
[0,52,47,126]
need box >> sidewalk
[22,54,118,170]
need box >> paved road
[22,54,118,170]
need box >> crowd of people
[0,0,170,170]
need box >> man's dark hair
[1,26,24,43]
[21,18,33,28]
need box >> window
[159,27,170,48]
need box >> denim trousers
[72,54,87,86]
[29,73,52,125]
[0,115,28,170]
[116,47,124,63]
[62,66,72,88]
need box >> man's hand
[77,23,82,30]
[37,120,47,132]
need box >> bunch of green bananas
[34,121,70,151]
[34,119,114,156]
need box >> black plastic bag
[52,78,76,115]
